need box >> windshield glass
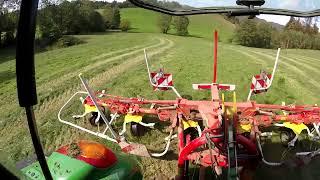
[1,0,320,179]
[141,0,320,12]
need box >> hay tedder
[13,0,320,179]
[58,31,320,179]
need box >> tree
[0,13,8,47]
[2,12,17,46]
[173,16,189,36]
[38,0,105,44]
[285,16,296,31]
[294,18,304,32]
[88,11,105,32]
[38,3,62,41]
[102,7,121,29]
[235,20,273,48]
[120,19,131,32]
[111,7,121,29]
[57,1,73,34]
[235,19,258,47]
[304,17,313,35]
[118,0,135,8]
[278,16,320,49]
[111,0,117,8]
[312,23,319,34]
[158,14,172,34]
[102,7,114,29]
[0,0,19,47]
[256,22,272,48]
[285,17,304,32]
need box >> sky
[176,0,320,11]
[98,0,319,26]
[98,0,320,11]
[174,0,317,26]
[258,15,290,25]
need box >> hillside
[120,8,236,42]
[237,16,284,30]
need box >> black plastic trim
[128,0,320,17]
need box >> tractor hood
[128,0,320,17]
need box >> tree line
[145,0,189,36]
[234,17,320,50]
[158,14,190,36]
[0,0,133,48]
[38,0,132,47]
[143,0,182,9]
[2,0,319,50]
[0,0,20,48]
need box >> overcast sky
[173,0,317,25]
[172,0,320,11]
[258,15,290,25]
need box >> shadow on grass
[0,47,15,65]
[149,150,178,161]
[183,138,320,180]
[0,70,16,84]
[254,138,320,180]
[186,166,218,180]
[143,115,171,132]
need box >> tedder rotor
[58,31,320,179]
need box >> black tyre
[130,122,144,136]
[89,108,111,126]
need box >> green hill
[120,8,236,42]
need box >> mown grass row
[0,33,158,129]
[91,35,320,178]
[0,33,174,165]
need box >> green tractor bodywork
[21,146,142,180]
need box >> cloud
[172,0,235,7]
[258,14,290,25]
[161,0,320,11]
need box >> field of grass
[121,8,236,42]
[1,7,320,180]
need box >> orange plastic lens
[78,140,109,159]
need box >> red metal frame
[81,86,320,169]
[213,30,218,83]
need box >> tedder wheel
[89,107,111,126]
[130,122,144,136]
[279,128,295,146]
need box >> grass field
[1,7,320,179]
[120,8,236,42]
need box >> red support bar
[236,135,258,155]
[178,117,185,153]
[178,136,207,166]
[178,126,185,153]
[213,30,218,83]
